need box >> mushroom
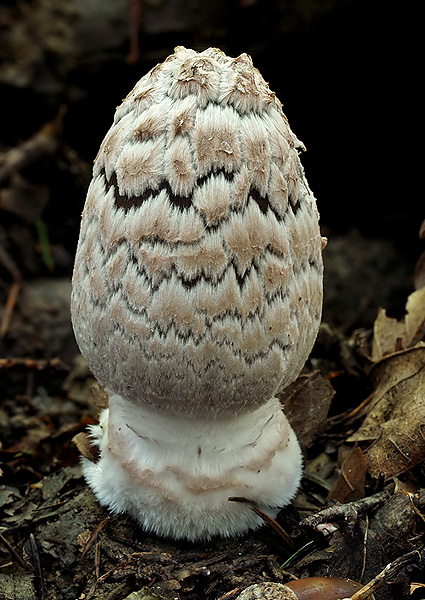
[71,46,324,541]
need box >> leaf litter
[1,92,424,600]
[348,287,425,478]
[3,282,424,599]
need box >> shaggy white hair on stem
[83,395,302,541]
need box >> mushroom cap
[71,46,323,418]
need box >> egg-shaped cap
[71,47,324,417]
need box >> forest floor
[1,267,425,600]
[1,2,425,599]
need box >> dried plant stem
[349,550,420,600]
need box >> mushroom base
[82,394,302,541]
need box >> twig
[0,231,22,281]
[216,587,245,600]
[252,506,296,550]
[95,540,102,580]
[0,357,69,372]
[228,497,295,549]
[0,109,64,183]
[360,513,369,583]
[80,517,111,562]
[34,501,67,512]
[30,533,46,599]
[127,0,143,64]
[299,488,392,531]
[86,563,119,599]
[349,550,421,599]
[0,281,20,338]
[0,531,28,570]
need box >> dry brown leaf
[279,370,335,452]
[371,287,425,362]
[405,286,425,345]
[72,431,100,462]
[348,347,425,478]
[328,445,368,503]
[371,308,406,362]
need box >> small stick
[0,531,27,570]
[126,0,142,64]
[80,517,111,562]
[300,489,392,531]
[95,540,102,580]
[349,550,421,600]
[0,281,20,338]
[87,563,119,599]
[228,497,295,549]
[0,357,69,372]
[216,587,245,600]
[253,506,296,550]
[30,533,46,599]
[359,513,369,584]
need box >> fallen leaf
[348,347,425,478]
[405,286,425,346]
[371,308,406,362]
[279,371,335,451]
[352,286,425,478]
[371,287,425,362]
[72,431,100,463]
[328,445,368,503]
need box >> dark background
[0,0,422,357]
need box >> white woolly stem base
[82,394,303,541]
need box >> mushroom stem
[82,394,302,541]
